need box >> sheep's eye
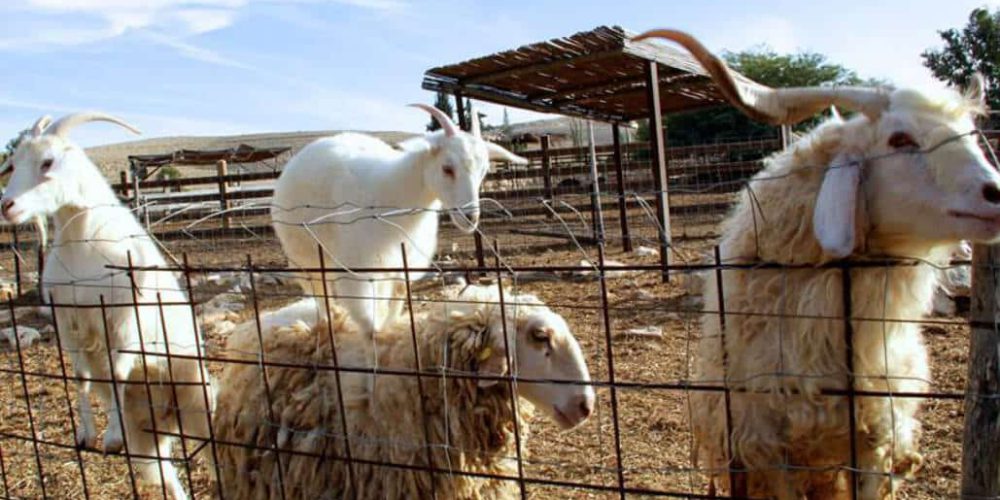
[0,164,12,176]
[530,327,551,344]
[888,132,919,150]
[40,159,53,172]
[442,165,456,179]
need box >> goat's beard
[449,210,479,234]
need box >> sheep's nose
[572,394,594,420]
[1,199,14,217]
[984,183,1000,204]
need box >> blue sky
[1,0,997,146]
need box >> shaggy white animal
[1,113,214,500]
[213,285,595,499]
[271,105,528,335]
[633,30,1000,499]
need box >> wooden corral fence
[110,137,777,242]
[0,136,780,300]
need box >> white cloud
[1,0,245,56]
[141,32,255,70]
[330,0,408,13]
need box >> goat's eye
[442,165,456,179]
[888,132,919,150]
[39,159,54,172]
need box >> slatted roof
[422,25,749,123]
[128,144,291,170]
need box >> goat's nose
[1,199,14,217]
[984,183,1000,204]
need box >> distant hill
[84,116,625,181]
[85,130,416,179]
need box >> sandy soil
[0,221,971,499]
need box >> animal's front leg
[103,384,125,453]
[75,378,98,449]
[336,277,378,337]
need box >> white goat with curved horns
[271,103,528,335]
[633,29,1000,499]
[1,112,214,500]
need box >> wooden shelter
[423,25,755,279]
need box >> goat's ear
[813,153,863,259]
[30,115,52,137]
[475,342,508,388]
[966,73,987,107]
[486,142,529,165]
[828,106,843,123]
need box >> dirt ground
[0,217,972,499]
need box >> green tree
[1,130,26,164]
[652,49,871,146]
[458,98,490,131]
[426,91,456,132]
[922,7,1000,124]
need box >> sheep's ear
[475,344,508,388]
[813,153,863,258]
[486,142,529,165]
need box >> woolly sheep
[212,284,595,499]
[0,113,214,500]
[271,105,528,336]
[633,30,1000,499]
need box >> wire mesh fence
[0,124,994,499]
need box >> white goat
[1,113,214,500]
[634,30,1000,499]
[271,104,527,335]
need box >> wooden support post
[587,121,602,242]
[612,123,632,252]
[645,61,671,282]
[454,92,486,270]
[130,163,142,212]
[119,171,129,200]
[780,124,793,149]
[36,232,44,305]
[541,135,553,218]
[12,225,21,297]
[217,160,232,229]
[962,244,1000,497]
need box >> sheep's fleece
[213,288,542,499]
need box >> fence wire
[0,126,993,499]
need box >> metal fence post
[217,159,232,229]
[542,135,553,218]
[612,123,631,252]
[962,244,1000,497]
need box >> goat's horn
[630,29,890,124]
[470,102,482,138]
[46,112,141,139]
[409,103,458,137]
[30,115,52,137]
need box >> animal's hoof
[75,429,97,450]
[103,433,124,454]
[893,451,923,478]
